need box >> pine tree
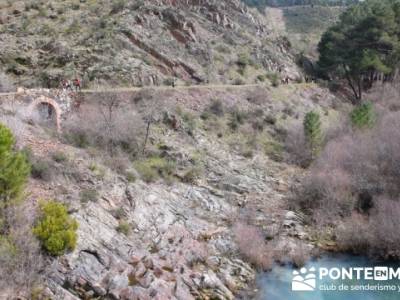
[0,123,30,232]
[318,0,400,103]
[350,102,375,129]
[303,111,323,159]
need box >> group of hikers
[60,78,81,91]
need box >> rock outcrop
[0,0,300,87]
[0,83,339,299]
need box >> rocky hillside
[0,82,342,299]
[2,0,397,298]
[281,5,345,57]
[0,0,300,88]
[242,0,357,8]
[0,1,351,299]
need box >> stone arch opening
[29,96,62,132]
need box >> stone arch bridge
[0,88,77,132]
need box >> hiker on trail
[73,78,81,91]
[61,79,72,91]
[172,78,176,88]
[281,76,290,85]
[171,115,179,130]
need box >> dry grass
[0,205,43,297]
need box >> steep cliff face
[0,0,299,88]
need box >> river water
[257,254,400,300]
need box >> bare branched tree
[64,88,146,158]
[132,88,163,155]
[233,222,274,270]
[295,109,400,257]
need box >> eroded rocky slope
[0,0,299,88]
[0,83,343,299]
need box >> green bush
[33,201,78,256]
[111,0,126,14]
[134,161,158,183]
[264,114,277,125]
[31,159,52,181]
[163,77,175,86]
[303,111,323,158]
[125,171,137,183]
[237,67,246,76]
[257,74,266,82]
[267,72,280,87]
[79,188,99,203]
[0,235,17,258]
[52,151,68,163]
[264,140,284,162]
[350,102,375,129]
[182,112,197,136]
[228,109,246,131]
[208,99,224,116]
[237,52,252,68]
[116,221,131,236]
[200,111,212,120]
[134,157,176,183]
[71,3,80,10]
[64,130,89,148]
